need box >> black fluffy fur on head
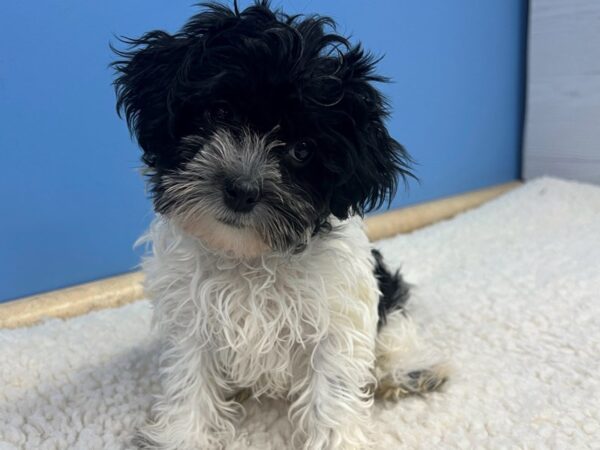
[112,1,413,253]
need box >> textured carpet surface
[2,177,600,449]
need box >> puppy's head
[113,1,412,258]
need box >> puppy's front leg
[135,343,239,450]
[290,325,376,450]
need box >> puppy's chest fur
[143,218,379,397]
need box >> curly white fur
[136,217,443,450]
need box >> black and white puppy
[113,2,447,449]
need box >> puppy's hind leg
[372,250,448,400]
[375,310,449,401]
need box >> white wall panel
[523,0,600,183]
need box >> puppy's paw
[298,425,374,450]
[375,362,449,401]
[133,417,230,450]
[131,429,160,450]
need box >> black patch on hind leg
[371,248,410,329]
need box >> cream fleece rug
[2,177,600,449]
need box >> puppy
[113,2,447,449]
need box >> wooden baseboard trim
[0,272,144,329]
[0,180,520,329]
[365,181,521,241]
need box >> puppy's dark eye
[210,103,231,121]
[288,140,315,165]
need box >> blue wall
[0,1,527,302]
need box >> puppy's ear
[328,46,414,219]
[112,32,189,169]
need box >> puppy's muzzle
[223,177,262,213]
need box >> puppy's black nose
[223,179,261,213]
